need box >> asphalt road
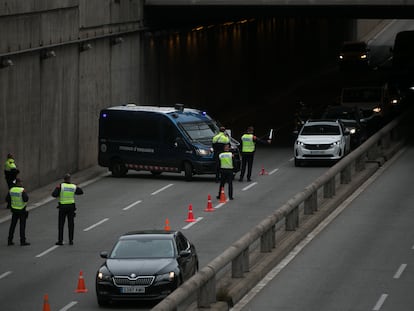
[0,147,328,311]
[234,144,414,311]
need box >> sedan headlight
[97,271,112,281]
[155,271,175,282]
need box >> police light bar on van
[102,113,107,118]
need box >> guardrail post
[261,226,275,252]
[198,277,216,308]
[232,247,249,278]
[340,165,351,184]
[355,154,366,171]
[324,178,335,198]
[285,206,299,231]
[304,192,317,214]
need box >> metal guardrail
[152,111,408,311]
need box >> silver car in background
[294,119,351,167]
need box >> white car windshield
[301,125,341,135]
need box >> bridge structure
[144,0,414,26]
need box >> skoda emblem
[130,273,136,278]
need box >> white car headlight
[331,140,341,146]
[296,141,304,146]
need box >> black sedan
[95,230,199,306]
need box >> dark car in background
[95,230,199,306]
[321,106,368,149]
[338,41,370,70]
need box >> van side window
[161,120,179,144]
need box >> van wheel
[294,158,301,167]
[183,162,193,181]
[111,160,127,177]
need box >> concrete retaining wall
[0,0,144,195]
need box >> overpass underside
[144,4,414,27]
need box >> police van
[98,103,240,180]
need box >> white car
[294,119,351,167]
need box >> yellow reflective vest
[241,134,255,153]
[59,183,76,204]
[9,186,26,210]
[219,152,233,169]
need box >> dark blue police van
[98,103,240,180]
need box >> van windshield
[180,121,217,142]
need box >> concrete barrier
[151,110,409,311]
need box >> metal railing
[152,111,409,311]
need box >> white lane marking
[35,245,60,258]
[182,217,204,230]
[83,218,109,231]
[0,271,12,280]
[242,182,257,191]
[214,202,226,209]
[59,301,78,311]
[269,168,279,175]
[151,184,174,195]
[373,294,388,311]
[123,200,142,210]
[393,264,407,279]
[231,148,407,311]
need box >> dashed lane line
[83,218,109,232]
[0,271,12,280]
[373,294,388,311]
[151,184,174,195]
[393,264,407,279]
[123,200,142,210]
[35,245,60,258]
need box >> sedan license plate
[121,286,145,293]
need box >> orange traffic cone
[185,204,196,222]
[164,218,171,230]
[219,187,227,203]
[204,194,215,212]
[259,165,269,175]
[75,271,88,293]
[42,294,51,311]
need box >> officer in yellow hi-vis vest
[4,153,19,189]
[52,173,84,245]
[6,178,30,246]
[212,127,230,182]
[217,144,234,200]
[239,126,271,182]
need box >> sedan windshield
[301,125,341,135]
[110,239,175,259]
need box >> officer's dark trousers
[57,204,75,243]
[218,168,234,199]
[8,209,27,243]
[240,152,255,180]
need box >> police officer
[52,173,84,245]
[212,127,230,182]
[216,144,234,200]
[6,178,30,246]
[239,126,271,182]
[4,153,19,189]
